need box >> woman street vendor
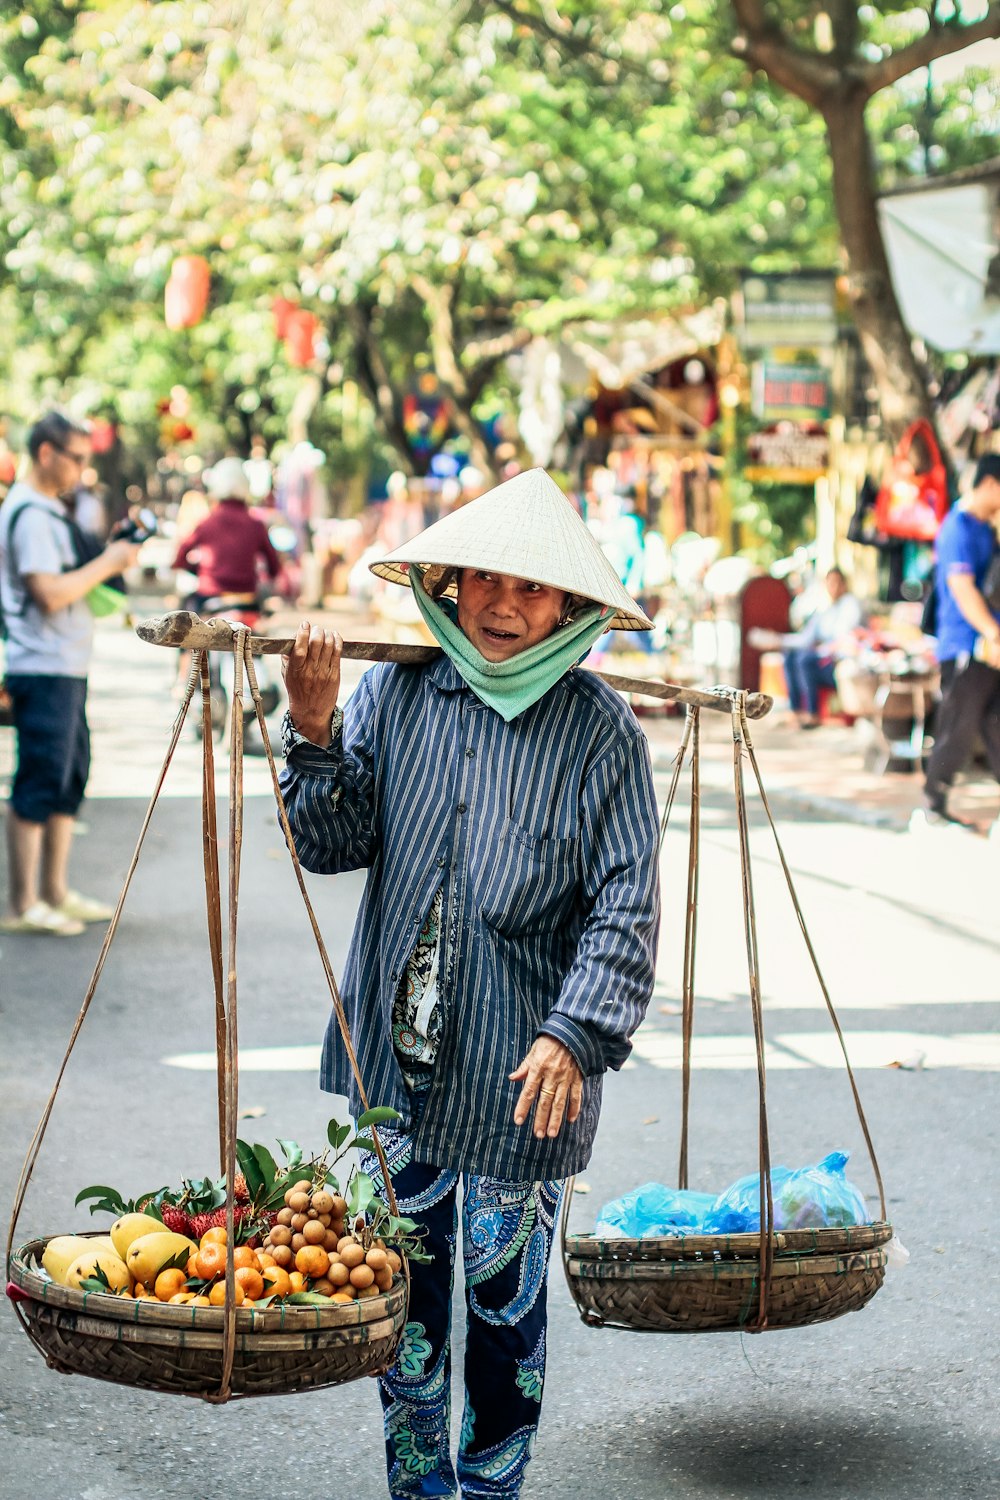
[279,468,660,1499]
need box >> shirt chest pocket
[477,821,581,939]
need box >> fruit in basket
[110,1212,165,1259]
[125,1230,198,1285]
[41,1235,95,1285]
[64,1248,131,1294]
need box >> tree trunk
[822,88,936,443]
[412,276,501,482]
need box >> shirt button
[436,855,446,868]
[456,802,467,814]
[465,747,475,758]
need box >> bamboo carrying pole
[136,612,774,719]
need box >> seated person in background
[751,568,864,728]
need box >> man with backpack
[921,453,1000,829]
[0,412,141,935]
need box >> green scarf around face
[409,567,611,721]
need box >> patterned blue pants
[366,1125,563,1499]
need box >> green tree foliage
[489,0,1000,436]
[1,0,996,480]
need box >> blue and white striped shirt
[279,652,660,1178]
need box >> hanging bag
[873,420,949,543]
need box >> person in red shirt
[173,457,281,607]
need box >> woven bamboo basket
[560,700,893,1337]
[6,642,411,1402]
[562,1222,892,1333]
[9,1238,406,1399]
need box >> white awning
[879,178,1000,353]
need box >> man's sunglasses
[49,441,89,465]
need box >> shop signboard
[737,272,838,349]
[745,423,829,483]
[751,360,831,422]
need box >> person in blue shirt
[279,469,660,1500]
[923,453,1000,826]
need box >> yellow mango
[110,1212,167,1260]
[64,1248,131,1294]
[41,1235,93,1285]
[125,1231,197,1286]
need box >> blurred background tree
[1,0,996,491]
[487,0,1000,439]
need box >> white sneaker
[0,900,85,936]
[56,890,116,923]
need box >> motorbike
[188,593,282,745]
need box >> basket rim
[565,1247,888,1282]
[563,1220,893,1262]
[9,1237,404,1334]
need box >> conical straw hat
[369,468,652,630]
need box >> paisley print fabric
[365,1117,563,1498]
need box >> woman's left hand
[511,1037,583,1140]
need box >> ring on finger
[540,1086,557,1096]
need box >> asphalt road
[1,622,998,1500]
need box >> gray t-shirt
[0,481,94,677]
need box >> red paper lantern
[272,296,298,340]
[285,308,319,367]
[164,255,210,330]
[89,418,117,455]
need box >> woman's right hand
[282,621,343,745]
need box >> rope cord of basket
[6,634,408,1402]
[560,695,887,1333]
[4,651,206,1370]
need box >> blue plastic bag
[702,1152,869,1234]
[595,1182,717,1239]
[702,1166,794,1235]
[775,1151,870,1229]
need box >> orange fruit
[154,1267,188,1302]
[191,1294,212,1306]
[201,1226,227,1247]
[331,1291,355,1304]
[261,1265,291,1299]
[295,1245,330,1279]
[257,1252,276,1270]
[168,1291,196,1304]
[232,1245,256,1270]
[195,1242,228,1281]
[288,1271,308,1293]
[208,1279,245,1307]
[235,1266,264,1302]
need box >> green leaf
[350,1134,374,1152]
[235,1140,266,1201]
[287,1290,338,1305]
[327,1120,352,1152]
[276,1139,303,1169]
[345,1171,375,1219]
[252,1143,279,1189]
[74,1184,127,1214]
[355,1106,401,1130]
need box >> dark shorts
[5,674,91,822]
